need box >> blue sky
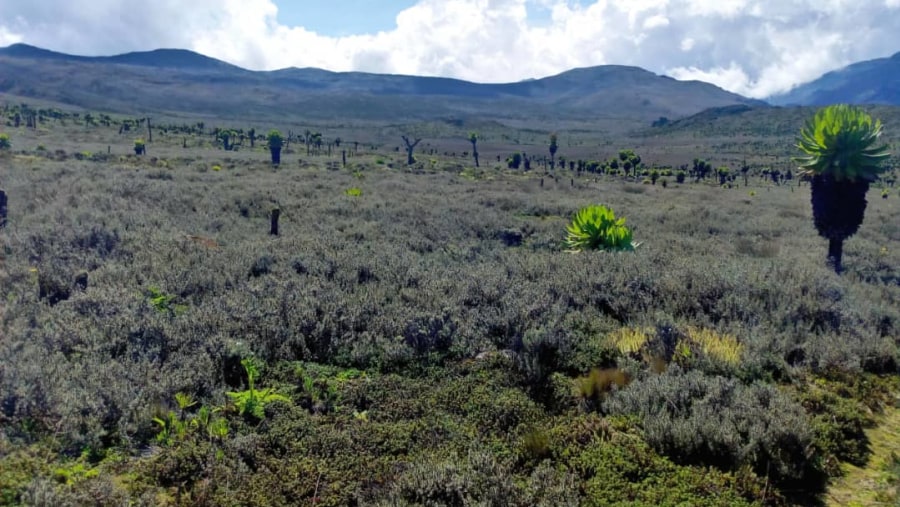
[272,0,556,35]
[273,1,419,36]
[0,0,898,98]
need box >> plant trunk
[0,188,7,228]
[828,238,843,273]
[811,174,869,274]
[270,208,280,236]
[270,147,281,165]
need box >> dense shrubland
[0,108,898,505]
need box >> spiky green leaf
[794,105,890,182]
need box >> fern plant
[565,204,638,252]
[53,452,99,486]
[152,411,186,446]
[227,358,290,419]
[146,286,187,316]
[153,395,229,446]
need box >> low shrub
[604,367,826,499]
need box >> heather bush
[0,122,897,505]
[604,367,826,497]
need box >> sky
[0,0,899,99]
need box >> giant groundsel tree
[267,129,284,165]
[795,105,890,273]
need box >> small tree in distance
[401,135,422,165]
[507,153,522,169]
[549,133,558,169]
[469,132,479,167]
[267,130,284,165]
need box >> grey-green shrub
[604,367,825,493]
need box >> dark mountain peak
[770,51,900,106]
[557,64,654,76]
[0,43,79,60]
[104,48,241,71]
[0,43,241,72]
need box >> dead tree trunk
[270,208,280,236]
[401,136,422,165]
[0,188,7,228]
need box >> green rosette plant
[794,105,890,272]
[564,204,638,252]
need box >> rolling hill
[769,51,900,106]
[0,43,764,126]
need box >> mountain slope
[0,43,243,71]
[0,44,763,125]
[770,52,900,106]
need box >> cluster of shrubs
[0,120,898,504]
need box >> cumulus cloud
[0,0,898,98]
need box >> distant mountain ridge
[0,43,764,125]
[0,43,242,71]
[769,51,900,106]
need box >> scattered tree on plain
[401,135,422,165]
[549,133,558,169]
[267,129,285,165]
[795,104,890,273]
[469,132,479,167]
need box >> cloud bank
[0,0,899,98]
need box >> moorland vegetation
[0,100,898,506]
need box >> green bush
[573,435,762,506]
[0,133,10,150]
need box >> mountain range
[0,43,898,125]
[0,43,761,126]
[770,51,900,106]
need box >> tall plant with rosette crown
[795,105,890,273]
[267,129,284,165]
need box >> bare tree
[469,132,479,167]
[401,135,422,165]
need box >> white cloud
[0,24,22,47]
[685,0,751,18]
[643,15,670,29]
[668,62,750,93]
[0,0,898,99]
